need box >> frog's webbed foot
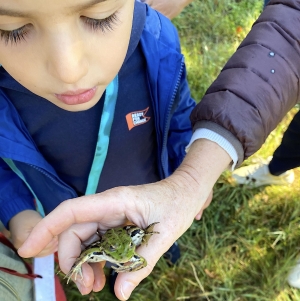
[64,262,84,284]
[142,222,160,246]
[112,255,147,273]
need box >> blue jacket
[0,6,195,228]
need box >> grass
[63,0,300,300]
[173,0,262,101]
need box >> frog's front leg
[112,255,147,273]
[142,222,160,246]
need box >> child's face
[0,0,134,111]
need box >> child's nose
[47,39,89,85]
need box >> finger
[194,211,203,220]
[35,236,58,257]
[91,262,106,292]
[58,223,98,273]
[65,261,105,294]
[18,193,127,258]
[81,233,101,250]
[73,263,94,295]
[18,201,78,257]
[194,191,213,220]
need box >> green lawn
[63,0,300,300]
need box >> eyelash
[82,12,119,32]
[0,25,31,45]
[0,12,119,45]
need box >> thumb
[115,269,152,300]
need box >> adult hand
[9,210,58,257]
[18,139,231,300]
[142,0,193,19]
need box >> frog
[64,222,159,284]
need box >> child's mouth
[55,87,97,105]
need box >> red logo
[125,107,151,131]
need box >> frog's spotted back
[103,228,135,261]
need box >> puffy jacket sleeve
[190,0,300,164]
[0,159,35,229]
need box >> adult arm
[141,0,193,19]
[191,0,300,165]
[18,139,231,299]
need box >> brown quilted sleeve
[191,0,300,165]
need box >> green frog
[64,222,159,284]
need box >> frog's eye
[129,242,133,247]
[130,229,141,238]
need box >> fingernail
[120,282,135,300]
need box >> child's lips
[55,87,97,105]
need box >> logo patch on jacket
[126,107,151,130]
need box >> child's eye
[81,12,119,33]
[0,12,119,45]
[0,24,32,45]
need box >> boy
[0,0,194,291]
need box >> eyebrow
[0,0,108,18]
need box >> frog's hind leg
[64,254,93,285]
[64,261,84,284]
[65,250,108,284]
[112,255,147,273]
